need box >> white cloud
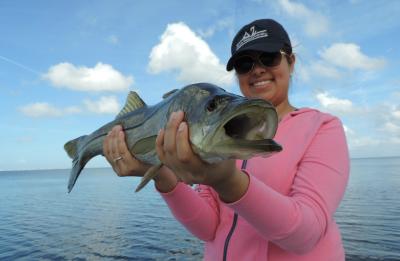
[351,136,380,147]
[64,106,82,114]
[20,96,120,118]
[83,96,120,114]
[316,92,353,113]
[379,105,400,143]
[298,61,341,82]
[43,62,133,92]
[148,22,234,86]
[311,62,341,79]
[326,100,400,157]
[319,43,386,70]
[21,103,62,117]
[277,0,329,37]
[344,103,400,157]
[19,102,81,118]
[298,42,386,83]
[392,108,400,120]
[197,18,234,38]
[296,64,310,82]
[343,125,380,149]
[383,122,400,134]
[107,35,119,45]
[343,125,351,134]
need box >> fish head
[175,83,282,163]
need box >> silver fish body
[64,83,282,192]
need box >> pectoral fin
[135,163,163,192]
[131,135,157,155]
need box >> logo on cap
[236,26,268,51]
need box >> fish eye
[207,98,218,112]
[206,95,229,112]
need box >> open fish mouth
[205,101,282,156]
[223,107,272,140]
[218,101,278,141]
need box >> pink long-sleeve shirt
[160,108,350,260]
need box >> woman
[104,19,350,260]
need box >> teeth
[253,80,272,87]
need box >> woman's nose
[251,62,267,75]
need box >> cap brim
[226,41,283,71]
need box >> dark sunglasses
[233,50,288,74]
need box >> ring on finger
[113,156,123,163]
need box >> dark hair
[282,43,292,55]
[282,43,294,65]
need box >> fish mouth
[223,107,273,140]
[220,100,277,140]
[210,100,282,154]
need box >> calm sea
[0,157,399,260]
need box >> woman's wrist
[211,168,249,203]
[153,166,179,193]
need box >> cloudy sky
[1,0,399,170]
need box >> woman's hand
[156,111,249,202]
[103,125,151,177]
[103,125,179,192]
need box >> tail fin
[64,136,87,159]
[64,135,89,193]
[67,158,90,193]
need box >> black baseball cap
[226,19,292,71]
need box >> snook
[64,83,282,193]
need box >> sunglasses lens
[233,52,284,74]
[233,56,254,74]
[259,52,282,67]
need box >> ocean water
[0,157,399,260]
[335,157,400,261]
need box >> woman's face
[236,51,295,107]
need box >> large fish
[64,83,282,193]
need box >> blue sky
[1,0,399,171]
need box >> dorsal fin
[162,89,179,99]
[116,91,146,119]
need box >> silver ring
[113,156,123,163]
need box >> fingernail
[178,122,185,132]
[170,112,176,120]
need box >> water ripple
[1,159,400,260]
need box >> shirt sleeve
[227,117,350,254]
[159,182,220,241]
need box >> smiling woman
[2,0,399,259]
[104,18,350,261]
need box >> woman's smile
[251,79,274,89]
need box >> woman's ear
[289,54,296,74]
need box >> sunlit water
[1,157,399,260]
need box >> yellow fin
[116,91,146,119]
